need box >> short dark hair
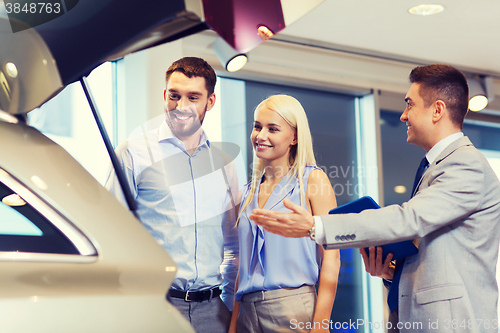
[409,64,469,127]
[166,57,217,95]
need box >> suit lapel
[435,136,473,165]
[417,136,473,192]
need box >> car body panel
[1,292,193,333]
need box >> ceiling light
[394,185,407,194]
[408,4,445,16]
[226,55,248,72]
[469,95,488,112]
[468,76,495,112]
[212,37,248,72]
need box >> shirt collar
[426,132,464,164]
[158,120,210,148]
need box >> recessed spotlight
[408,4,445,16]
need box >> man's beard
[166,104,207,139]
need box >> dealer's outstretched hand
[249,198,314,238]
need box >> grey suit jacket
[322,136,500,332]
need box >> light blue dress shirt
[105,120,239,309]
[235,166,321,302]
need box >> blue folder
[328,196,418,261]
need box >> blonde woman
[229,95,340,333]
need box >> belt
[168,286,222,302]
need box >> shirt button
[351,234,356,240]
[335,235,340,241]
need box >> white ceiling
[279,0,500,76]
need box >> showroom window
[380,110,423,206]
[28,62,115,185]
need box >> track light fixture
[468,76,495,112]
[212,37,248,72]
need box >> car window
[0,198,43,236]
[0,173,94,256]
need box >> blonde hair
[239,95,316,220]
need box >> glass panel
[463,122,500,151]
[27,62,114,185]
[0,201,43,236]
[480,149,500,178]
[462,121,500,329]
[0,180,79,254]
[380,110,424,205]
[220,77,249,187]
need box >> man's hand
[359,247,395,280]
[249,199,314,238]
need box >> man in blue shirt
[106,57,239,332]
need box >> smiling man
[250,64,500,333]
[106,57,239,333]
[164,67,215,152]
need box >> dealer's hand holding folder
[332,197,418,284]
